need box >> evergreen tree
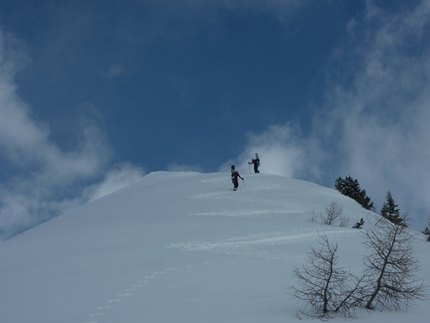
[423,227,430,242]
[380,191,405,226]
[423,215,430,242]
[352,218,365,229]
[334,176,374,210]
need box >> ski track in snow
[82,266,190,323]
[82,229,353,322]
[169,228,353,261]
[191,209,293,218]
[82,176,316,322]
[189,192,308,216]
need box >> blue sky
[1,0,430,238]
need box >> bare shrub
[291,217,428,318]
[321,201,344,226]
[362,217,427,310]
[339,215,350,227]
[310,208,318,223]
[291,233,364,319]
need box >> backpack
[231,171,237,180]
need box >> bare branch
[321,201,344,226]
[290,233,364,318]
[362,217,428,310]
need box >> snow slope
[0,172,428,323]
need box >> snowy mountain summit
[0,172,428,323]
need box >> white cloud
[237,124,303,177]
[322,0,430,222]
[235,1,430,229]
[167,163,204,173]
[235,124,323,178]
[0,30,142,239]
[103,65,124,79]
[84,163,146,202]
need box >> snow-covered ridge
[0,172,428,323]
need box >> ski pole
[242,179,246,189]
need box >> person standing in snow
[248,157,260,173]
[231,165,244,191]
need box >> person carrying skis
[248,157,260,173]
[231,165,244,191]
